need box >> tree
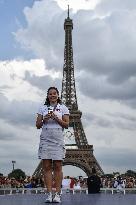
[113,172,120,176]
[8,169,26,180]
[0,173,3,177]
[102,173,114,178]
[125,170,136,177]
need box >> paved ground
[0,193,136,205]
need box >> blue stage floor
[0,193,136,205]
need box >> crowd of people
[0,176,44,189]
[101,175,136,189]
[0,174,136,190]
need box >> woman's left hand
[51,112,58,121]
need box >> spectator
[87,167,101,193]
[73,179,81,190]
[62,176,71,192]
[113,176,125,192]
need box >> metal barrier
[0,187,136,195]
[100,188,136,195]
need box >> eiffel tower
[33,6,104,177]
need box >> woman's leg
[53,160,62,193]
[42,159,52,192]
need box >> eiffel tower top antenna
[68,5,69,18]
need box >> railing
[100,187,136,195]
[0,187,136,195]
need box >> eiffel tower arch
[33,6,104,177]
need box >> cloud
[73,9,136,90]
[77,73,136,102]
[56,0,100,11]
[82,112,113,128]
[95,147,136,173]
[0,92,38,127]
[96,0,136,15]
[0,115,40,175]
[14,0,136,110]
[108,111,136,122]
[14,0,65,71]
[0,59,54,102]
[24,71,61,91]
[0,126,15,141]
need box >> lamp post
[12,160,16,171]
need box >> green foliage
[125,170,136,177]
[102,170,136,178]
[0,173,3,177]
[8,169,26,180]
[113,172,120,176]
[102,173,114,178]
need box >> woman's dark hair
[44,87,62,105]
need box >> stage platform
[0,193,136,205]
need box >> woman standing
[36,87,69,203]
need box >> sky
[0,0,136,177]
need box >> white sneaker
[53,192,61,203]
[45,192,52,203]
